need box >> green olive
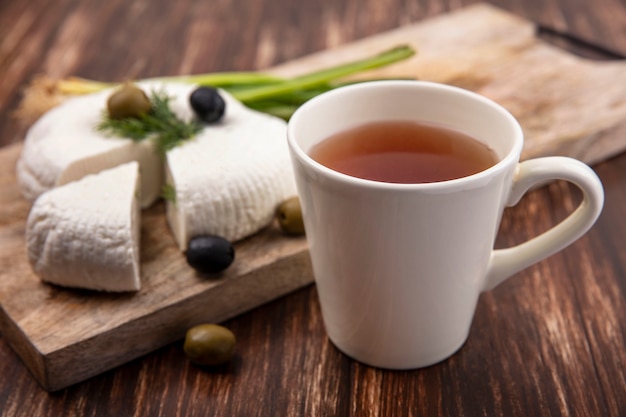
[183,324,236,366]
[106,84,151,119]
[276,196,305,235]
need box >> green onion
[231,45,415,103]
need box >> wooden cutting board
[1,3,625,392]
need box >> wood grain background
[1,0,626,416]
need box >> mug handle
[483,156,604,291]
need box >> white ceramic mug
[286,80,604,369]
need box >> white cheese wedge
[16,83,164,208]
[165,91,297,250]
[26,162,142,292]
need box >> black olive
[189,87,226,123]
[185,235,235,274]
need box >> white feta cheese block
[26,162,142,292]
[16,83,165,208]
[165,91,297,250]
[18,81,298,253]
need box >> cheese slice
[16,83,166,208]
[26,162,142,292]
[165,92,297,250]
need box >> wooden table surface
[1,0,626,415]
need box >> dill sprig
[161,183,177,204]
[97,90,202,155]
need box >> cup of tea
[286,80,604,369]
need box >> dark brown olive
[185,235,235,274]
[276,196,305,235]
[184,324,236,366]
[190,87,226,123]
[107,84,151,119]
